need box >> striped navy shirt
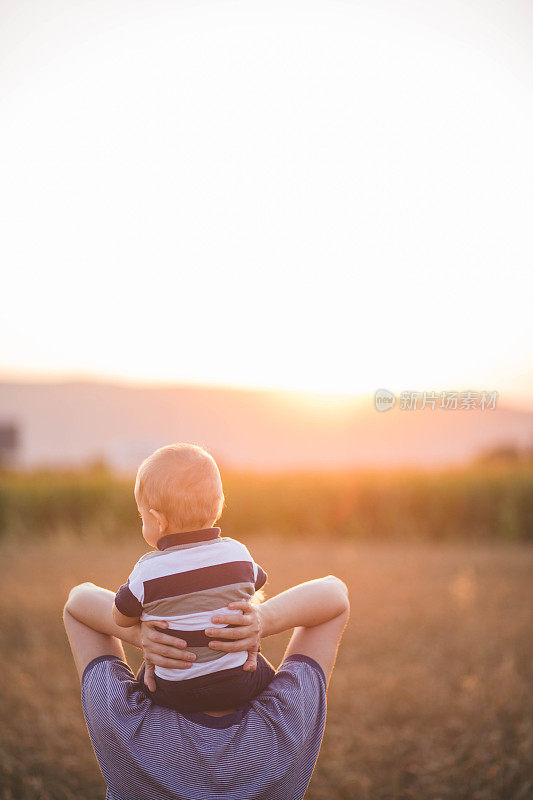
[81,654,327,800]
[114,528,267,682]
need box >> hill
[0,380,532,470]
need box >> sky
[1,0,532,407]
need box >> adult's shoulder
[244,656,326,736]
[233,656,327,783]
[259,655,327,706]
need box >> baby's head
[134,443,224,547]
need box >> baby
[113,443,275,712]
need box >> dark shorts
[138,653,276,713]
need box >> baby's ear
[149,508,168,533]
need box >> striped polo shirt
[114,528,267,681]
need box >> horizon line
[0,367,532,413]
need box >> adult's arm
[206,576,350,684]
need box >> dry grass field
[1,536,531,800]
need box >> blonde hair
[135,443,224,532]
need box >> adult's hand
[140,620,196,690]
[204,600,263,671]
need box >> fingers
[145,619,169,629]
[143,643,195,668]
[140,619,215,673]
[209,613,253,628]
[204,625,252,640]
[144,661,156,692]
[142,621,187,649]
[242,647,258,672]
[142,632,195,658]
[208,636,256,653]
[144,642,196,661]
[227,600,254,613]
[206,602,261,655]
[150,657,194,670]
[153,634,188,649]
[141,619,197,668]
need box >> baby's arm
[254,562,267,592]
[112,605,140,628]
[113,566,144,627]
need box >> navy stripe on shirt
[255,566,267,591]
[115,560,267,618]
[143,561,255,603]
[156,626,213,647]
[115,581,143,617]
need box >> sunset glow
[1,0,532,407]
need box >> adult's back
[82,654,326,800]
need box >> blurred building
[105,438,163,474]
[0,422,19,467]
